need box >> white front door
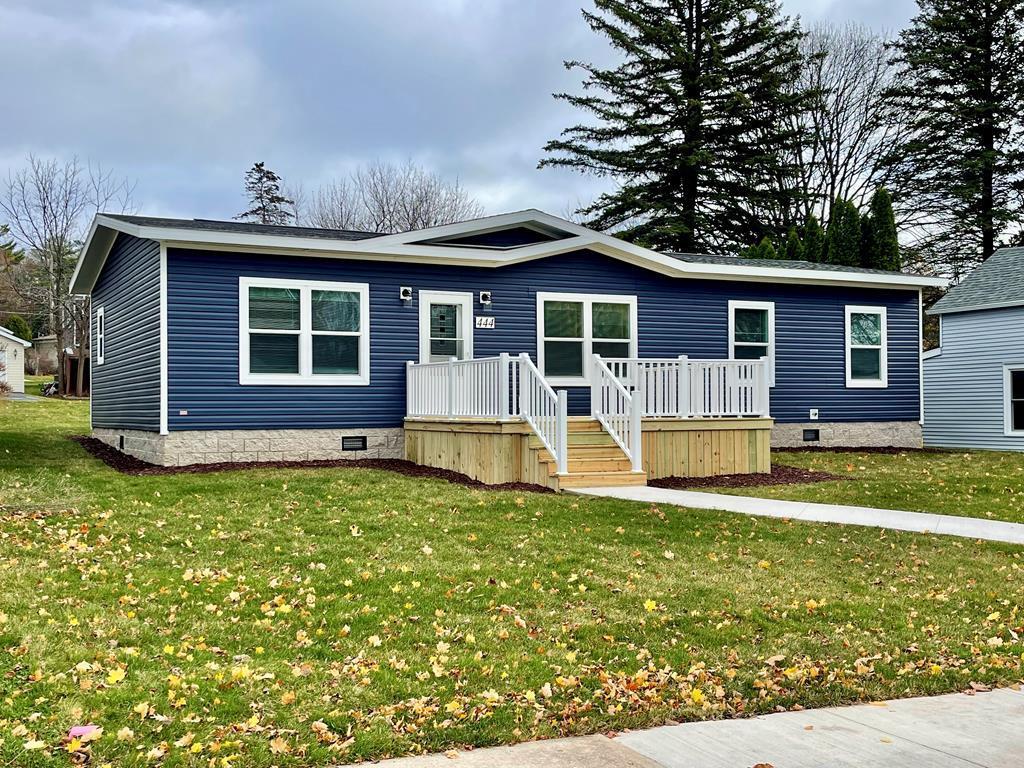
[0,349,7,383]
[418,291,474,363]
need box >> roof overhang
[927,298,1024,316]
[0,327,31,347]
[70,209,947,295]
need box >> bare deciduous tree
[302,161,484,233]
[0,155,135,395]
[788,22,914,225]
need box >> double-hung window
[845,305,887,387]
[537,292,637,385]
[1004,366,1024,436]
[728,300,775,385]
[95,306,105,365]
[239,277,370,385]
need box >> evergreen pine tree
[741,236,779,260]
[540,0,812,253]
[783,227,805,260]
[859,211,875,266]
[887,0,1024,275]
[5,313,32,342]
[862,187,901,270]
[824,199,861,267]
[236,162,295,225]
[802,214,825,263]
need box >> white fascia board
[0,327,31,347]
[928,298,1024,316]
[72,209,948,293]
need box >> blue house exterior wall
[92,234,162,430]
[165,246,921,431]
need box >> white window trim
[845,305,888,388]
[727,300,775,386]
[418,290,474,363]
[1003,365,1024,437]
[95,305,105,365]
[536,291,638,386]
[238,276,370,386]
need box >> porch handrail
[406,354,520,420]
[590,355,643,473]
[517,353,568,475]
[600,356,770,418]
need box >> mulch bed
[649,463,842,490]
[779,446,945,455]
[69,436,554,493]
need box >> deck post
[590,354,601,417]
[630,382,644,473]
[677,355,689,418]
[760,356,771,417]
[498,352,510,420]
[446,357,455,417]
[406,360,414,417]
[556,389,568,475]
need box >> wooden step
[566,418,605,432]
[528,431,616,450]
[537,444,629,462]
[542,456,634,473]
[555,471,648,489]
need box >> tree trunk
[980,2,996,260]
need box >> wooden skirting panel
[403,419,545,487]
[641,418,773,479]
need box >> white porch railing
[590,356,644,473]
[406,353,567,475]
[601,356,770,418]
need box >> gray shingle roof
[666,251,920,278]
[102,214,382,242]
[929,247,1024,315]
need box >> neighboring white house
[0,325,32,394]
[924,246,1024,450]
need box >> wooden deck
[404,416,772,491]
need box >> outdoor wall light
[479,291,492,306]
[399,286,413,302]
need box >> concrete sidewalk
[570,486,1024,545]
[369,688,1024,767]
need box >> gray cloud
[0,0,919,224]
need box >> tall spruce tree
[862,187,901,270]
[540,0,812,253]
[802,214,825,262]
[824,198,861,266]
[236,162,295,225]
[886,0,1024,278]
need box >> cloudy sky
[1,0,918,224]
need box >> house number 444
[475,316,496,329]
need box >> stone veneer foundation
[92,428,405,467]
[771,421,922,449]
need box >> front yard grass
[712,449,1024,524]
[1,395,1023,766]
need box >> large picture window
[537,292,637,384]
[1004,366,1024,436]
[845,305,887,388]
[239,277,369,385]
[728,300,775,385]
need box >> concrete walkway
[368,688,1024,767]
[570,486,1024,545]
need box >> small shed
[0,325,32,394]
[925,247,1024,450]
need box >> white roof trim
[70,209,947,295]
[0,326,31,347]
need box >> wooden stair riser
[555,471,648,489]
[543,457,634,473]
[527,432,617,450]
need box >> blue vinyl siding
[91,234,161,430]
[924,307,1024,451]
[165,246,920,430]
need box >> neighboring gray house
[924,247,1024,450]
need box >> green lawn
[709,449,1024,524]
[1,394,1023,766]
